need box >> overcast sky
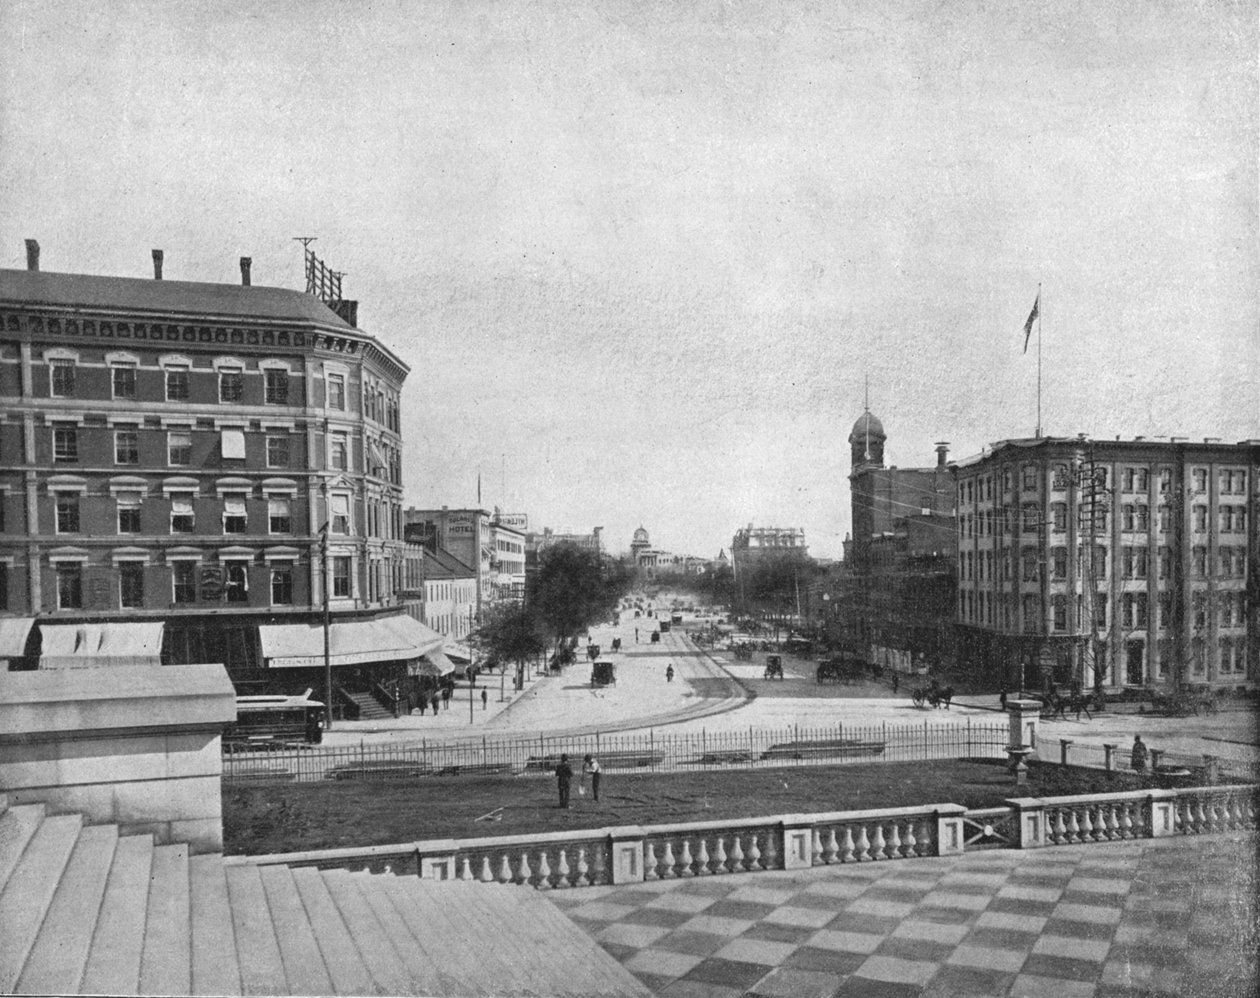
[2,0,1256,559]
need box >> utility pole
[319,520,333,731]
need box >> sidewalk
[550,830,1257,997]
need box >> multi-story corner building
[953,436,1258,692]
[403,507,526,611]
[836,411,956,673]
[0,242,441,703]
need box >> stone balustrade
[240,785,1255,886]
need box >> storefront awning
[260,615,446,670]
[409,648,456,677]
[39,622,164,669]
[443,640,472,664]
[0,617,36,659]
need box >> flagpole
[1035,282,1043,439]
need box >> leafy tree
[476,603,546,675]
[528,542,630,649]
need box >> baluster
[729,835,745,872]
[680,840,695,877]
[1048,809,1064,845]
[854,824,872,861]
[1231,796,1247,830]
[903,820,917,857]
[459,857,474,881]
[1105,805,1120,841]
[839,826,856,863]
[1171,799,1186,834]
[479,856,494,883]
[696,839,711,875]
[661,841,677,878]
[824,828,840,864]
[917,819,933,856]
[871,822,887,860]
[811,829,824,865]
[644,842,659,880]
[536,851,553,890]
[555,849,571,888]
[888,821,903,859]
[712,836,728,874]
[497,854,513,884]
[747,834,762,871]
[762,831,778,870]
[1079,807,1093,843]
[517,852,532,885]
[575,847,590,887]
[1068,809,1083,844]
[383,864,393,875]
[1194,799,1208,834]
[1118,803,1134,839]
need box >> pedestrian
[481,688,488,711]
[1130,734,1148,774]
[418,694,427,716]
[999,687,1008,710]
[635,628,639,643]
[581,753,602,801]
[891,672,900,694]
[430,693,440,715]
[555,753,574,808]
[442,685,451,709]
[666,663,674,683]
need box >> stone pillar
[1147,790,1179,837]
[1104,744,1116,771]
[934,805,967,855]
[418,840,459,879]
[0,664,236,853]
[608,826,646,884]
[1007,798,1048,849]
[1006,699,1041,758]
[780,816,815,870]
[1150,748,1164,770]
[1059,740,1072,766]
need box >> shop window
[56,564,83,609]
[119,562,145,608]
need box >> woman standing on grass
[581,754,601,802]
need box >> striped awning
[0,617,36,659]
[38,622,164,668]
[260,614,445,669]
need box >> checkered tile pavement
[549,831,1257,998]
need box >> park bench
[525,749,667,772]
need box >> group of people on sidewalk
[554,753,601,808]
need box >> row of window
[48,357,301,404]
[51,492,312,536]
[960,500,1249,539]
[959,588,1250,634]
[961,543,1249,584]
[960,466,1249,508]
[48,558,355,610]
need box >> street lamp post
[319,521,333,731]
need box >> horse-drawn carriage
[816,656,862,684]
[1147,684,1219,717]
[591,660,616,688]
[911,680,954,709]
[763,654,784,680]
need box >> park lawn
[223,758,1155,856]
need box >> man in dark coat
[555,753,574,808]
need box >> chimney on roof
[934,441,950,467]
[152,249,164,280]
[25,239,39,271]
[332,300,359,327]
[239,257,252,286]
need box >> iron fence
[222,719,1010,785]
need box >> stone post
[780,816,815,870]
[1006,699,1041,757]
[1150,749,1164,770]
[608,826,646,884]
[1104,744,1116,772]
[418,840,459,880]
[1006,798,1048,849]
[934,805,967,855]
[1203,755,1219,785]
[1146,790,1179,837]
[1059,739,1072,766]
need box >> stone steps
[0,802,649,996]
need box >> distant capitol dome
[632,526,650,543]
